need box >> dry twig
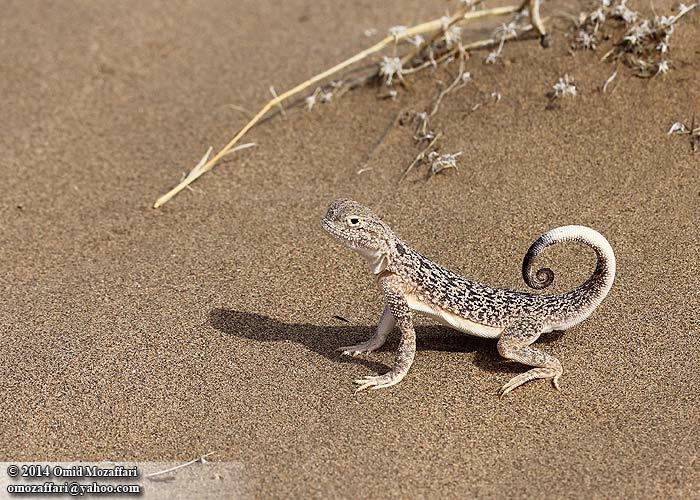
[400,132,442,183]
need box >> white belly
[405,294,503,339]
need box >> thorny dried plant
[399,53,491,180]
[372,3,544,181]
[549,74,578,99]
[324,1,538,182]
[573,0,698,78]
[668,117,700,153]
[379,56,404,85]
[400,133,443,183]
[485,10,530,64]
[429,151,463,176]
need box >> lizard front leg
[354,276,416,392]
[338,305,395,356]
[497,317,563,396]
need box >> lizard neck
[387,239,413,274]
[358,246,390,274]
[356,237,405,275]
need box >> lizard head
[321,199,396,274]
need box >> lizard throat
[357,247,389,275]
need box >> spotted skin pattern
[321,199,616,395]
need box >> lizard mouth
[321,218,346,239]
[320,217,335,235]
[321,218,361,249]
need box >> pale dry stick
[226,104,253,118]
[153,4,520,208]
[602,69,618,93]
[145,451,217,480]
[414,111,430,139]
[160,143,255,207]
[600,46,616,63]
[520,0,549,46]
[399,132,442,183]
[401,50,456,75]
[220,142,256,158]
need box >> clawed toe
[499,367,563,397]
[338,348,362,357]
[337,343,378,357]
[353,373,402,392]
[499,376,526,398]
[552,373,562,391]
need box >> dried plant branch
[428,150,463,178]
[400,132,442,183]
[154,143,255,207]
[153,4,521,208]
[602,68,618,93]
[430,57,468,116]
[462,18,548,51]
[582,1,699,78]
[668,114,700,153]
[399,1,478,67]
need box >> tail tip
[525,267,555,290]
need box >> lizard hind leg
[497,318,563,397]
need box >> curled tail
[522,225,616,301]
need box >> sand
[1,0,698,498]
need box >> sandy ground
[1,0,698,498]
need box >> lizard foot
[337,341,382,357]
[499,367,562,397]
[354,372,404,392]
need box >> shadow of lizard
[210,308,567,377]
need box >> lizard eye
[347,216,362,227]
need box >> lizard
[320,199,616,395]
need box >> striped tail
[522,225,616,304]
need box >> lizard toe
[353,372,402,392]
[500,367,562,397]
[337,342,378,356]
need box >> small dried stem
[430,56,467,116]
[400,132,442,183]
[461,19,548,50]
[602,69,618,93]
[359,107,412,174]
[269,86,286,117]
[145,452,216,480]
